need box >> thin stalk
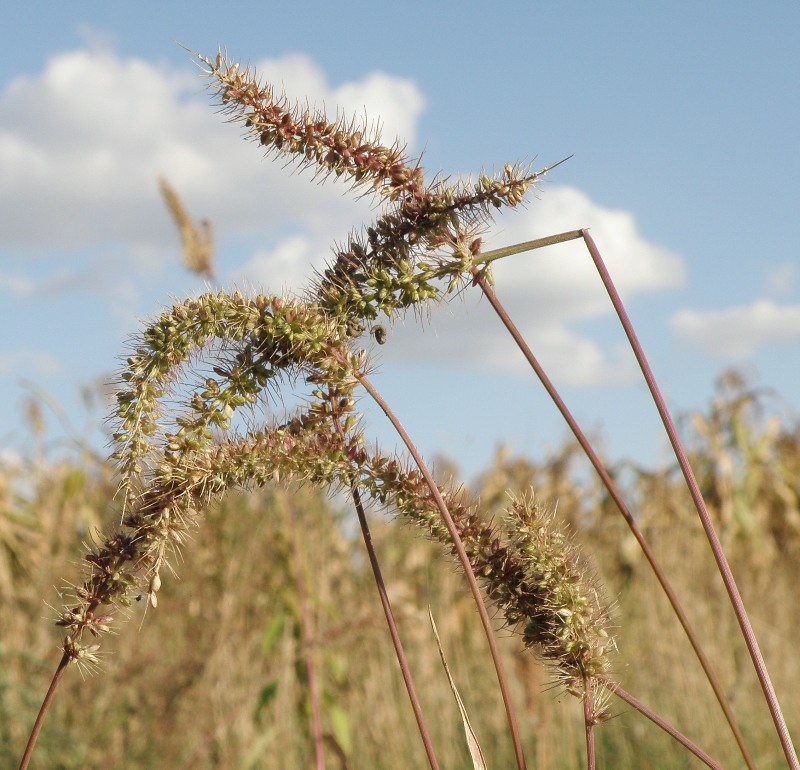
[329,408,441,769]
[426,230,586,287]
[349,484,441,770]
[357,373,528,770]
[580,228,798,769]
[19,651,71,770]
[599,677,725,770]
[283,493,326,770]
[476,229,585,266]
[583,682,597,770]
[472,267,756,770]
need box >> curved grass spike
[353,373,612,770]
[58,293,365,650]
[35,285,617,767]
[364,454,616,694]
[195,50,555,327]
[23,48,615,769]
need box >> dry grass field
[3,373,799,768]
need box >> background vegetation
[2,370,798,768]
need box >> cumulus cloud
[0,45,425,260]
[485,185,685,314]
[483,186,685,384]
[235,234,322,295]
[671,299,800,357]
[1,47,207,250]
[375,185,685,386]
[0,43,683,390]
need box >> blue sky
[2,2,799,479]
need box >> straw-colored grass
[8,47,797,768]
[3,373,798,768]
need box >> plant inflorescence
[53,52,613,710]
[20,46,797,770]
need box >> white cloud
[485,324,640,387]
[482,186,685,384]
[374,185,684,387]
[485,185,685,316]
[0,47,206,250]
[234,235,323,295]
[0,44,682,390]
[671,299,800,357]
[0,45,425,261]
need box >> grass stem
[349,484,441,770]
[18,651,70,770]
[472,264,757,769]
[599,678,724,770]
[580,228,798,769]
[358,373,528,770]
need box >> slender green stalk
[475,229,585,266]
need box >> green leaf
[253,681,279,723]
[261,614,286,655]
[328,703,353,757]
